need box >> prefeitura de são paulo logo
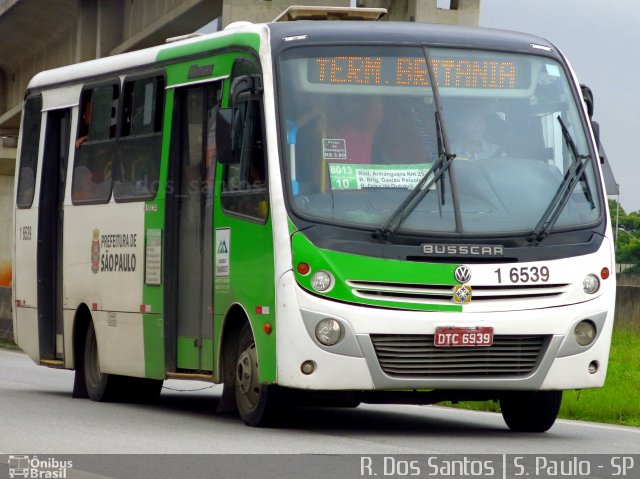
[91,228,100,274]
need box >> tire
[500,390,562,432]
[234,323,282,427]
[84,321,163,403]
[84,321,122,402]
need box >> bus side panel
[63,202,148,377]
[94,311,146,377]
[14,308,40,362]
[14,197,40,361]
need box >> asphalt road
[1,348,639,478]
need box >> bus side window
[16,94,43,208]
[220,98,268,221]
[71,81,119,204]
[114,75,164,202]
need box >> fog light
[575,320,596,346]
[583,274,600,294]
[311,270,334,292]
[588,361,598,374]
[315,318,343,346]
[301,360,316,375]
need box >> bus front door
[37,109,71,360]
[166,84,219,372]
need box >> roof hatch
[273,5,387,22]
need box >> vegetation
[609,199,640,269]
[0,339,21,351]
[559,328,640,426]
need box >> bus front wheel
[234,323,281,427]
[500,390,562,432]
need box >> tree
[609,199,640,267]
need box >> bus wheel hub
[237,349,255,395]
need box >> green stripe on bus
[292,230,462,312]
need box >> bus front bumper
[275,272,615,392]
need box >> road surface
[1,348,638,478]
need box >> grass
[443,328,640,427]
[0,338,22,351]
[559,328,640,426]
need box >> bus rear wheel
[500,390,562,432]
[83,321,162,403]
[84,321,122,402]
[234,323,281,427]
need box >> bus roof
[26,23,268,91]
[267,20,556,57]
[27,20,557,92]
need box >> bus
[13,6,615,431]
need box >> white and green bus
[13,6,615,431]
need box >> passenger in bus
[372,99,437,165]
[327,95,383,165]
[72,165,111,201]
[289,95,384,194]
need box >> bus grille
[347,280,569,304]
[370,334,549,378]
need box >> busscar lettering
[188,64,214,79]
[422,243,504,256]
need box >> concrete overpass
[0,0,480,338]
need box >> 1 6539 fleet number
[494,266,549,284]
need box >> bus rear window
[16,94,43,208]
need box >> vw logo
[454,265,471,284]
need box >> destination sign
[309,56,530,89]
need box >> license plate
[434,327,493,347]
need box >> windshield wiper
[530,116,595,242]
[373,116,456,240]
[373,47,461,241]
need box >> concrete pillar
[0,174,12,340]
[359,0,479,25]
[0,175,13,285]
[0,69,6,114]
[96,0,124,58]
[221,0,350,27]
[76,0,98,62]
[411,0,479,26]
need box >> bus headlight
[310,270,334,292]
[315,318,343,346]
[583,274,600,294]
[575,320,596,346]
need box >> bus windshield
[278,45,602,237]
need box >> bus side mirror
[580,84,594,119]
[216,108,243,164]
[591,120,605,164]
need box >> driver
[451,108,501,161]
